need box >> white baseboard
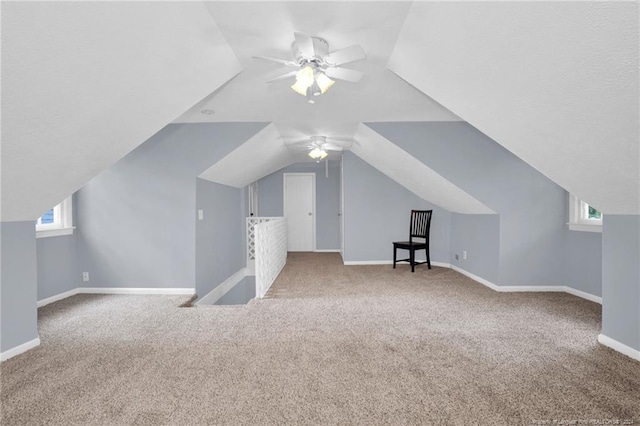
[195,268,247,305]
[598,334,640,361]
[77,287,194,295]
[343,260,393,265]
[1,337,40,362]
[450,265,501,291]
[37,287,195,308]
[565,287,602,304]
[450,265,602,303]
[38,288,80,307]
[451,266,564,293]
[314,249,341,253]
[497,285,566,293]
[343,260,450,268]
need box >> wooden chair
[393,210,433,272]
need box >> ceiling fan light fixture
[291,65,315,96]
[315,71,335,94]
[308,147,328,160]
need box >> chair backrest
[409,210,432,243]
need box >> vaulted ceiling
[389,1,639,214]
[2,1,638,221]
[1,1,241,221]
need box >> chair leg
[427,247,431,270]
[393,245,397,269]
[410,248,415,273]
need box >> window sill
[36,227,75,239]
[568,223,602,233]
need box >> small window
[36,196,74,238]
[568,194,602,233]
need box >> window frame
[36,196,75,238]
[568,194,602,233]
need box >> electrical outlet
[82,272,89,282]
[455,254,459,261]
[198,209,204,220]
[463,251,467,260]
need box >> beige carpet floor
[1,253,639,425]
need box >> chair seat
[393,241,427,249]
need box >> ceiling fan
[253,32,366,103]
[285,135,354,161]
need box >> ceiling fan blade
[325,138,354,149]
[322,143,345,151]
[294,32,315,59]
[252,56,299,68]
[283,138,312,147]
[323,45,366,66]
[324,67,364,83]
[326,136,354,143]
[266,70,298,83]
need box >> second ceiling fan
[285,135,354,161]
[253,32,366,103]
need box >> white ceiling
[389,1,639,214]
[199,124,296,188]
[352,125,494,215]
[3,1,637,222]
[175,1,461,141]
[176,1,461,191]
[1,2,241,221]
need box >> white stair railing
[247,217,280,262]
[253,217,287,298]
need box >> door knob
[308,212,313,216]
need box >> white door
[284,173,315,251]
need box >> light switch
[198,209,204,220]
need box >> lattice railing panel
[254,218,287,298]
[247,217,280,261]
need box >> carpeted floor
[1,253,639,425]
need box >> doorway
[283,173,315,251]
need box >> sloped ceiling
[175,2,460,133]
[199,124,296,188]
[388,1,639,214]
[352,124,494,215]
[5,1,632,222]
[1,2,241,221]
[179,1,462,191]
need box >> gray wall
[37,194,80,300]
[450,214,500,283]
[216,276,256,305]
[258,162,341,251]
[342,152,451,263]
[37,234,78,300]
[195,178,245,300]
[368,122,566,287]
[602,215,640,351]
[1,222,39,353]
[76,122,267,289]
[561,193,603,297]
[564,230,602,297]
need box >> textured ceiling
[352,125,494,215]
[177,1,462,192]
[3,1,637,222]
[1,1,241,221]
[388,1,639,214]
[175,1,460,136]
